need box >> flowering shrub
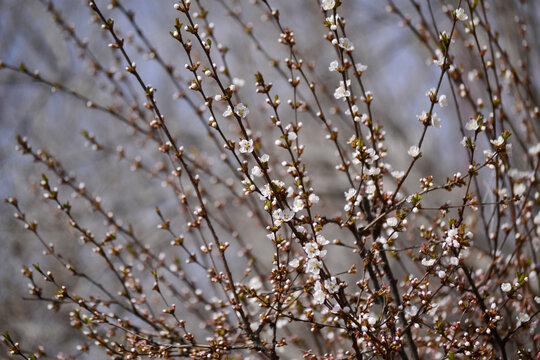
[1,0,539,359]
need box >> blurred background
[1,0,539,358]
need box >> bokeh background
[1,0,539,358]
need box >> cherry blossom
[239,139,254,153]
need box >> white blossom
[326,14,340,30]
[405,305,419,320]
[484,149,496,160]
[316,235,330,246]
[438,94,448,107]
[334,80,351,100]
[321,0,336,11]
[222,105,233,118]
[434,48,445,66]
[528,143,540,155]
[445,227,460,248]
[468,69,479,82]
[344,188,357,201]
[345,105,358,115]
[356,63,368,72]
[365,148,379,164]
[352,150,361,165]
[324,277,339,294]
[234,103,249,118]
[296,225,306,234]
[292,197,305,212]
[272,209,283,225]
[422,258,436,267]
[329,60,339,72]
[490,136,504,146]
[239,139,254,153]
[366,167,380,176]
[308,193,319,204]
[366,183,377,195]
[281,209,295,222]
[517,312,530,323]
[534,212,540,225]
[500,283,512,292]
[408,145,420,158]
[455,8,469,21]
[259,184,272,200]
[359,113,369,123]
[313,281,326,304]
[306,258,323,275]
[287,132,297,141]
[465,118,480,131]
[289,258,300,268]
[286,186,294,198]
[304,242,319,258]
[391,170,405,179]
[338,37,354,51]
[513,183,526,196]
[251,166,263,177]
[431,113,442,128]
[417,111,429,123]
[232,77,245,87]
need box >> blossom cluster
[1,1,539,360]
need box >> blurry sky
[0,0,538,356]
